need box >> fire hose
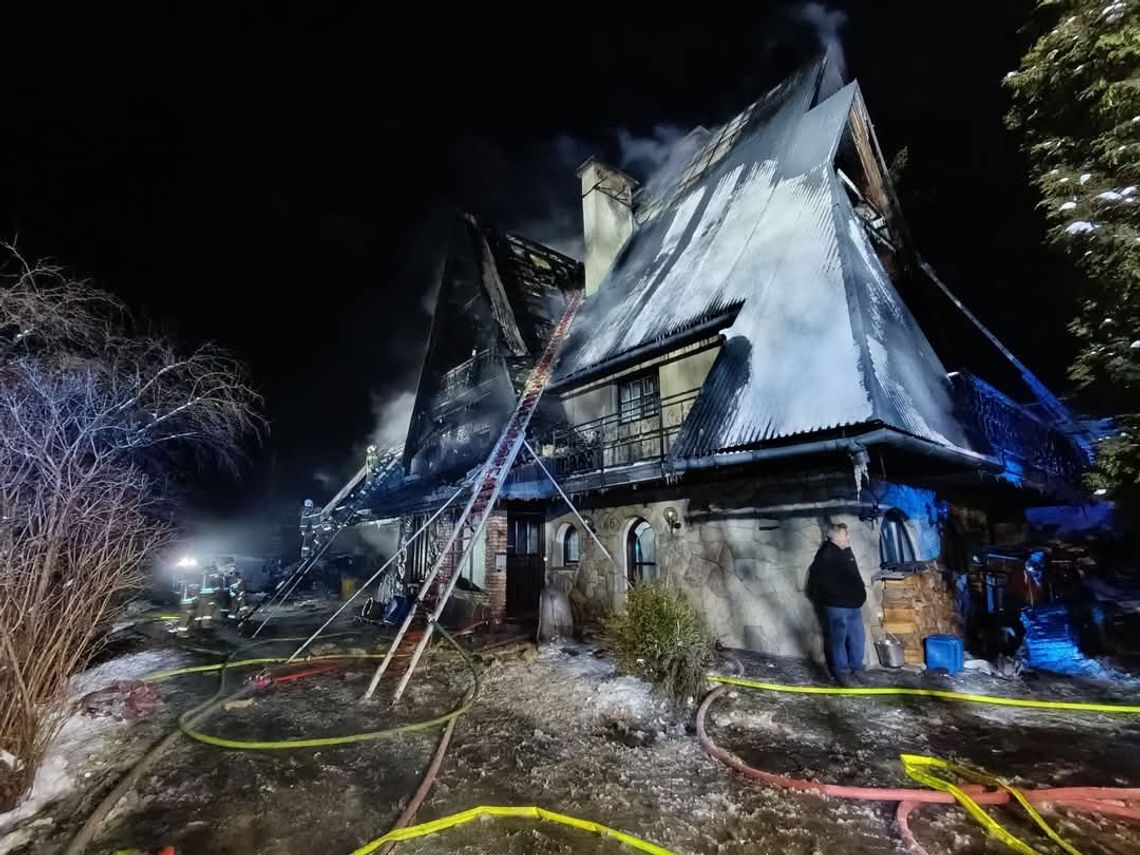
[69,620,674,855]
[349,805,675,855]
[64,627,470,853]
[697,675,1140,855]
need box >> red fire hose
[696,684,1140,854]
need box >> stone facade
[545,472,942,664]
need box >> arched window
[880,509,917,566]
[627,519,657,584]
[562,525,580,566]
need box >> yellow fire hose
[67,630,473,853]
[145,631,671,854]
[141,628,479,751]
[349,804,676,855]
[707,674,1140,714]
[900,754,1083,855]
[704,674,1140,854]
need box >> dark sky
[0,2,1074,517]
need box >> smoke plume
[796,2,847,81]
[370,388,416,449]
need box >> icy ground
[0,647,188,854]
[2,630,1139,854]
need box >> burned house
[356,60,1092,664]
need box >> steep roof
[552,63,971,457]
[400,214,581,488]
[482,228,583,363]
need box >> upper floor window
[618,373,660,423]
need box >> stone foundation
[545,472,942,664]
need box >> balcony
[949,372,1087,486]
[431,349,502,419]
[520,373,1086,495]
[537,388,701,486]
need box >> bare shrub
[0,246,261,809]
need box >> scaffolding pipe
[285,485,466,663]
[916,255,1092,460]
[387,491,501,705]
[522,442,620,570]
[249,524,348,638]
[362,462,491,701]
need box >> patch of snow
[1080,173,1092,184]
[1131,340,1140,350]
[1097,190,1124,203]
[1102,1,1127,21]
[1059,201,1078,211]
[589,675,659,721]
[1062,221,1098,234]
[69,648,184,699]
[0,716,112,834]
[1121,186,1137,197]
[1065,220,1097,235]
[0,648,185,833]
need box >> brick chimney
[577,157,637,295]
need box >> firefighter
[300,498,322,560]
[365,444,380,487]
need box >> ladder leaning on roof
[242,444,404,637]
[363,289,584,703]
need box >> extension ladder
[364,290,584,702]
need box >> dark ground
[2,607,1139,855]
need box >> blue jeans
[824,606,865,675]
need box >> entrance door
[506,512,544,619]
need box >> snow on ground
[537,641,663,725]
[0,647,186,841]
[5,629,1140,854]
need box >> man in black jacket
[806,522,867,683]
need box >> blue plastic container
[924,634,964,675]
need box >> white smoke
[506,126,712,260]
[370,388,416,450]
[617,124,687,175]
[313,469,338,490]
[796,2,848,80]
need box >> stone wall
[545,474,942,663]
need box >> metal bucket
[875,636,905,668]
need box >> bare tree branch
[0,246,263,809]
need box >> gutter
[670,427,1003,474]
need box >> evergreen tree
[1005,0,1140,498]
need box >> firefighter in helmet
[365,444,380,487]
[300,498,322,560]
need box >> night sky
[0,2,1075,519]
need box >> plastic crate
[923,634,964,675]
